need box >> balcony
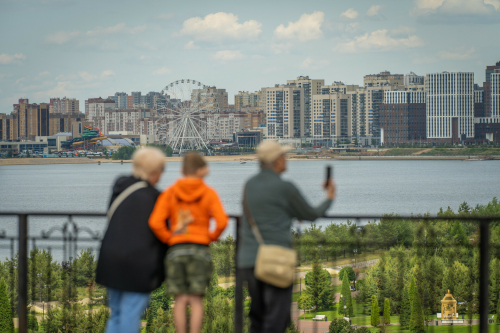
[0,212,499,332]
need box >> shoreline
[1,154,499,166]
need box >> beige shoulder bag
[243,189,297,288]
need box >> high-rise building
[364,71,404,88]
[85,98,116,132]
[111,92,128,109]
[426,72,474,140]
[0,113,18,141]
[191,87,228,113]
[49,98,79,114]
[311,94,352,141]
[485,61,500,83]
[131,92,142,108]
[262,85,305,140]
[234,91,262,111]
[16,103,50,140]
[104,109,152,134]
[48,112,86,136]
[404,72,425,86]
[492,71,500,118]
[286,76,324,137]
[380,91,426,144]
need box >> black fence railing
[1,212,500,333]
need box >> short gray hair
[132,147,166,180]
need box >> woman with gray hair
[96,147,168,333]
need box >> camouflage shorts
[165,244,213,295]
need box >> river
[0,160,499,260]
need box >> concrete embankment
[307,155,500,161]
[0,157,99,166]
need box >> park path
[412,148,433,155]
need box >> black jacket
[96,176,168,293]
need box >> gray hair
[132,147,166,180]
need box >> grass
[366,323,500,333]
[420,148,500,156]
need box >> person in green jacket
[237,140,335,333]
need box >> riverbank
[1,154,499,166]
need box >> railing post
[18,214,28,333]
[479,219,490,333]
[234,216,243,333]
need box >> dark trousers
[239,268,293,333]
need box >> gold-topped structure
[441,290,457,319]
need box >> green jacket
[237,168,332,269]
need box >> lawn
[366,323,500,333]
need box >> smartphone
[325,166,332,188]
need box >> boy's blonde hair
[132,147,166,180]
[182,152,207,175]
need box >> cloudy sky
[1,0,500,113]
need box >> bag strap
[107,181,148,222]
[242,186,265,245]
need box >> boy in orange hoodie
[149,152,228,333]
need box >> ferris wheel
[155,79,210,154]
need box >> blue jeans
[106,288,150,333]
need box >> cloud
[179,12,262,41]
[152,67,172,76]
[367,5,383,16]
[45,23,147,44]
[212,50,244,61]
[86,23,146,36]
[274,11,324,42]
[100,70,115,79]
[300,57,330,70]
[38,71,50,76]
[15,78,25,84]
[271,43,293,54]
[335,29,425,53]
[184,41,200,50]
[411,0,500,22]
[45,30,80,44]
[33,81,72,100]
[341,8,359,19]
[0,53,27,65]
[438,47,477,60]
[390,25,417,35]
[158,13,173,20]
[78,71,97,82]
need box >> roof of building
[102,139,134,147]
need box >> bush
[329,318,349,333]
[112,146,136,160]
[356,327,371,333]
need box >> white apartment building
[426,72,474,139]
[263,85,305,140]
[475,89,484,104]
[311,94,352,139]
[86,98,115,132]
[49,98,79,114]
[384,91,426,104]
[191,87,228,113]
[205,112,251,141]
[286,76,324,137]
[104,109,152,135]
[234,91,262,111]
[404,72,425,86]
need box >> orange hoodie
[149,178,228,246]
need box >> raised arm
[287,181,334,221]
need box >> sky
[1,0,500,113]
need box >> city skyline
[1,0,500,113]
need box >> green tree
[400,286,411,329]
[383,298,390,326]
[338,270,354,316]
[297,293,313,318]
[338,266,355,283]
[329,318,349,333]
[28,311,39,331]
[112,146,136,160]
[285,320,300,333]
[146,144,174,157]
[305,257,334,311]
[370,295,380,327]
[146,284,172,332]
[409,280,424,333]
[0,278,13,332]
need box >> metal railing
[1,212,499,333]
